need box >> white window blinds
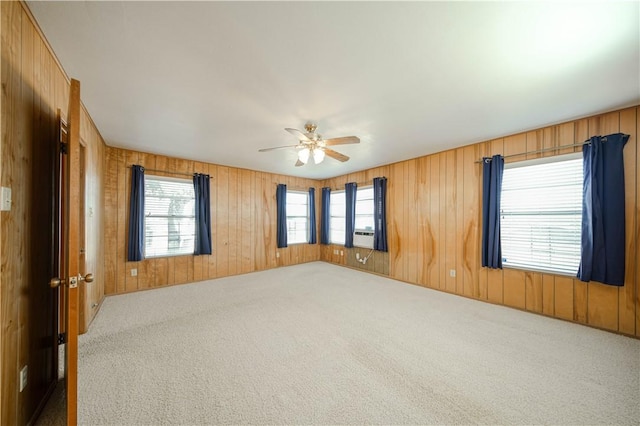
[144,175,196,258]
[501,154,583,275]
[286,191,309,244]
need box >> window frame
[500,152,583,276]
[285,190,309,245]
[143,174,196,259]
[329,190,346,245]
[355,185,375,232]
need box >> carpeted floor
[41,262,640,425]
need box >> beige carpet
[76,262,639,425]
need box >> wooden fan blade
[295,159,304,167]
[322,136,360,146]
[258,144,299,152]
[285,128,311,142]
[324,148,349,162]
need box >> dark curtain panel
[308,187,317,244]
[481,155,504,269]
[320,187,331,245]
[193,173,212,255]
[276,184,288,248]
[373,177,388,252]
[127,165,145,261]
[345,182,357,248]
[577,133,629,286]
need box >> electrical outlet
[449,269,456,277]
[131,268,137,277]
[1,187,11,211]
[356,253,360,260]
[19,366,27,392]
[340,250,344,256]
[276,252,280,258]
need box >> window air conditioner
[353,229,374,249]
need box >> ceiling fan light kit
[259,123,360,167]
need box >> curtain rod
[474,139,601,164]
[127,165,212,178]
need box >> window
[286,191,308,244]
[144,175,195,257]
[329,191,345,244]
[500,154,583,275]
[355,186,374,230]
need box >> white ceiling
[27,1,640,179]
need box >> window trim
[500,152,583,277]
[285,189,309,245]
[354,185,375,232]
[329,190,346,245]
[144,174,196,259]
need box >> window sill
[503,265,578,279]
[143,253,195,260]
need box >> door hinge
[60,142,68,155]
[58,333,66,345]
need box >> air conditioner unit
[353,229,374,249]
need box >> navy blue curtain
[345,182,357,248]
[481,155,504,269]
[276,184,288,248]
[320,187,331,244]
[373,177,388,252]
[127,165,145,261]
[193,173,212,255]
[577,133,629,286]
[308,187,317,244]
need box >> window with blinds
[355,186,374,230]
[329,190,346,244]
[501,153,583,275]
[286,191,309,244]
[144,175,195,258]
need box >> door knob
[50,273,93,288]
[50,277,65,288]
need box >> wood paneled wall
[104,147,321,294]
[322,108,639,338]
[1,1,106,424]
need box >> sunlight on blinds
[144,175,195,257]
[501,155,583,275]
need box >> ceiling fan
[258,123,360,167]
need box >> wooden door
[52,80,93,425]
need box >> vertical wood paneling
[207,164,218,279]
[637,107,640,338]
[389,162,404,280]
[416,156,429,286]
[525,272,543,313]
[455,149,465,294]
[555,277,574,321]
[463,145,480,298]
[1,4,23,421]
[316,112,637,338]
[439,154,447,290]
[444,151,457,293]
[227,167,239,276]
[406,160,418,284]
[216,166,229,277]
[542,275,555,316]
[2,3,107,422]
[619,108,636,335]
[105,152,321,293]
[429,155,440,288]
